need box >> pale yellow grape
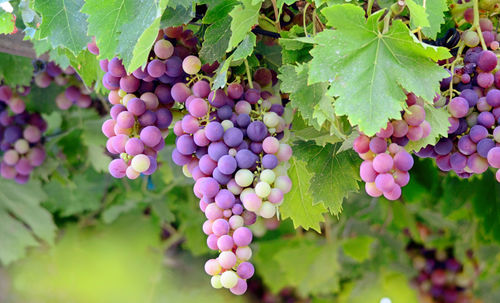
[182,165,192,178]
[220,270,238,288]
[121,93,136,106]
[235,246,252,261]
[260,169,276,184]
[14,139,29,154]
[263,112,279,128]
[211,275,223,289]
[131,154,150,172]
[259,201,276,219]
[235,169,253,187]
[221,120,234,131]
[255,181,271,198]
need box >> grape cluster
[417,17,500,182]
[171,67,292,295]
[0,85,47,183]
[407,242,478,303]
[34,62,94,110]
[99,27,203,179]
[354,93,430,200]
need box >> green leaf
[406,0,430,28]
[63,49,102,87]
[199,15,232,64]
[291,114,342,146]
[227,0,261,52]
[405,103,450,152]
[43,169,108,217]
[413,0,448,39]
[309,4,450,136]
[117,0,167,73]
[341,236,375,262]
[212,55,233,90]
[167,0,192,8]
[0,53,34,86]
[278,64,333,130]
[0,180,55,265]
[34,0,90,55]
[471,172,500,243]
[293,141,361,215]
[232,32,256,61]
[255,41,281,71]
[275,240,340,296]
[201,0,238,24]
[81,113,109,173]
[280,157,327,232]
[161,3,194,28]
[0,9,14,34]
[83,0,164,70]
[32,39,51,57]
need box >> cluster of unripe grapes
[171,66,292,295]
[99,27,205,179]
[354,93,429,200]
[34,62,93,109]
[417,17,500,182]
[407,242,479,303]
[0,85,47,183]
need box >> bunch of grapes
[171,66,293,295]
[99,26,204,179]
[406,242,479,303]
[0,85,47,183]
[33,62,94,110]
[354,93,431,200]
[417,17,500,182]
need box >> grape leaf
[275,240,340,296]
[253,238,297,293]
[341,235,375,262]
[201,0,238,24]
[278,64,332,130]
[0,9,14,34]
[63,49,102,88]
[43,169,108,217]
[413,0,448,39]
[280,157,327,232]
[212,56,233,90]
[167,0,192,8]
[227,0,261,52]
[199,15,232,64]
[255,41,281,71]
[81,113,109,173]
[32,39,51,57]
[293,141,362,215]
[34,0,90,55]
[406,0,430,29]
[291,114,342,146]
[232,32,256,61]
[0,180,55,265]
[308,4,450,136]
[83,0,164,69]
[161,3,194,28]
[0,53,34,86]
[117,0,167,73]
[471,172,500,243]
[405,104,450,152]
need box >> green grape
[131,154,150,173]
[260,169,276,184]
[220,270,238,289]
[255,181,271,198]
[235,169,254,187]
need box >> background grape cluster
[0,85,47,183]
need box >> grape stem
[303,2,310,37]
[270,0,281,33]
[472,0,488,50]
[447,40,465,98]
[244,59,253,89]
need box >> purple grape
[450,152,467,171]
[235,149,258,169]
[477,50,497,72]
[236,114,251,128]
[208,89,227,108]
[171,83,191,103]
[119,75,140,93]
[218,155,237,175]
[249,142,263,154]
[227,83,244,99]
[208,141,229,161]
[102,72,120,90]
[477,111,495,128]
[460,89,479,107]
[205,122,224,141]
[469,125,488,142]
[262,154,278,169]
[138,110,157,126]
[147,59,166,78]
[212,167,232,185]
[244,89,260,104]
[223,127,244,147]
[215,189,235,209]
[217,105,233,120]
[192,80,210,98]
[176,134,196,155]
[125,138,144,156]
[172,148,192,165]
[457,135,476,155]
[477,138,495,157]
[108,58,126,77]
[434,138,453,155]
[140,126,162,147]
[165,56,183,77]
[487,147,500,168]
[477,72,494,88]
[155,85,174,105]
[155,108,172,129]
[246,121,268,142]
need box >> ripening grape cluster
[0,85,47,183]
[170,66,293,295]
[417,16,500,182]
[34,62,94,110]
[407,242,478,303]
[354,93,430,200]
[99,27,204,179]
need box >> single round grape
[165,56,183,77]
[14,139,29,154]
[109,159,127,178]
[227,83,244,99]
[9,97,26,114]
[212,218,230,237]
[130,154,150,173]
[255,182,271,198]
[205,203,223,221]
[393,150,414,171]
[260,169,276,184]
[108,58,126,77]
[467,153,489,174]
[176,134,196,156]
[215,189,235,209]
[487,147,500,168]
[171,83,191,103]
[448,97,469,118]
[223,127,244,147]
[116,110,135,129]
[23,125,41,143]
[138,110,157,127]
[372,153,393,173]
[477,111,495,128]
[365,182,382,197]
[3,149,19,166]
[369,137,387,154]
[199,177,220,198]
[463,30,480,47]
[477,72,494,88]
[210,275,223,289]
[119,75,140,93]
[277,144,292,162]
[154,39,174,59]
[375,173,395,192]
[494,127,500,143]
[383,184,401,200]
[353,135,370,154]
[477,138,495,158]
[274,175,292,193]
[182,55,201,75]
[360,160,377,182]
[235,100,251,115]
[244,88,260,104]
[217,155,237,175]
[478,50,497,72]
[126,98,146,116]
[56,93,72,110]
[233,227,252,247]
[457,135,476,156]
[247,121,268,142]
[0,85,12,101]
[217,234,234,251]
[235,169,254,188]
[205,259,221,276]
[140,126,162,147]
[235,245,252,261]
[220,270,238,289]
[229,215,244,230]
[146,59,166,78]
[404,105,426,126]
[221,120,234,131]
[394,169,410,187]
[205,122,224,141]
[140,92,159,110]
